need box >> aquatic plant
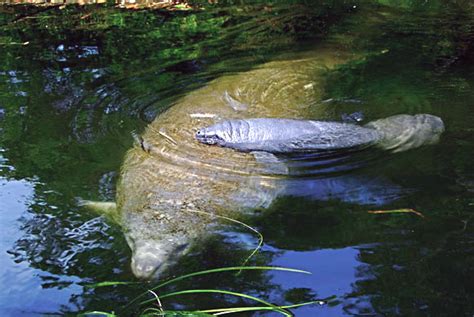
[82,266,332,316]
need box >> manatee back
[365,114,445,153]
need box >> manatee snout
[129,240,189,279]
[195,127,224,145]
[131,245,163,279]
[195,128,211,144]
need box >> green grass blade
[140,289,292,316]
[84,281,141,289]
[152,266,310,291]
[199,300,318,315]
[161,312,214,317]
[126,266,310,309]
[186,209,263,269]
[78,312,117,317]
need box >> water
[1,1,474,316]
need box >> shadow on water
[0,1,474,316]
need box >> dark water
[1,1,474,316]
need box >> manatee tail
[365,114,445,153]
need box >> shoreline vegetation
[0,0,194,10]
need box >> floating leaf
[368,208,425,218]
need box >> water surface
[1,1,474,316]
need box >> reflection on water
[0,1,474,316]
[0,174,84,315]
[282,173,407,206]
[270,247,362,316]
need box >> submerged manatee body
[116,45,360,279]
[196,114,444,154]
[114,43,444,280]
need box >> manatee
[87,44,443,280]
[109,45,364,279]
[195,114,444,154]
[195,118,382,153]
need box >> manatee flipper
[251,151,288,175]
[132,131,153,153]
[77,198,117,217]
[223,90,248,111]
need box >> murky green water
[1,1,474,316]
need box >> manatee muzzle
[130,240,189,279]
[195,128,225,145]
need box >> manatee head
[195,122,229,146]
[127,235,190,279]
[122,210,198,280]
[196,120,250,146]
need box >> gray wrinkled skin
[196,118,382,153]
[196,114,444,154]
